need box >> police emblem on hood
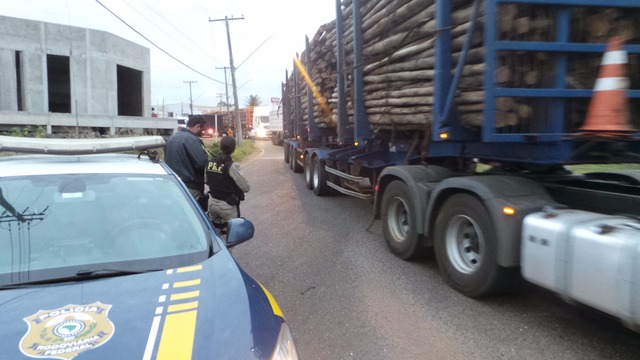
[20,302,114,359]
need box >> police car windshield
[0,173,210,286]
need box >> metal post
[336,0,351,144]
[293,56,301,139]
[351,0,372,144]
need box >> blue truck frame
[283,0,640,194]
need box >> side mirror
[225,218,255,248]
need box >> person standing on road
[206,136,250,228]
[249,128,256,143]
[164,115,209,210]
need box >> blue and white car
[0,136,298,360]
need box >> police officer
[206,136,250,228]
[164,115,209,210]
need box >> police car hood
[0,251,283,359]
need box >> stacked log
[284,0,640,133]
[284,21,338,131]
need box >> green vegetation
[10,126,46,138]
[206,139,256,162]
[245,94,262,107]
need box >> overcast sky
[1,0,336,111]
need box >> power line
[94,0,225,85]
[236,35,274,70]
[138,0,222,66]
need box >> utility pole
[216,92,225,140]
[216,93,224,112]
[209,15,244,145]
[216,66,232,134]
[183,80,197,115]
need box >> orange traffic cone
[579,36,637,136]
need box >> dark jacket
[164,129,208,190]
[206,155,245,205]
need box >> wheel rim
[387,196,409,243]
[444,214,483,274]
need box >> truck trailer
[190,114,224,137]
[249,106,272,140]
[282,0,640,330]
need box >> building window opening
[117,65,143,116]
[15,51,23,111]
[46,55,71,113]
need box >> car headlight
[270,322,299,360]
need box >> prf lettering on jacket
[207,162,225,173]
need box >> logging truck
[282,0,640,330]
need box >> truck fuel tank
[522,209,640,330]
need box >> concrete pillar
[0,49,18,111]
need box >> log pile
[284,0,640,134]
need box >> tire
[304,154,313,189]
[434,193,509,298]
[381,180,424,260]
[291,150,303,173]
[284,145,290,164]
[289,149,295,171]
[312,157,331,196]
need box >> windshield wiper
[0,269,161,290]
[75,268,161,277]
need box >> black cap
[220,135,236,155]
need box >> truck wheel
[289,149,295,171]
[284,145,290,164]
[291,151,303,173]
[304,155,313,189]
[312,157,331,196]
[434,193,508,297]
[381,180,423,260]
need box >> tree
[245,94,262,107]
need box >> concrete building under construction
[0,15,174,136]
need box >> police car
[0,136,298,360]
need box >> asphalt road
[232,141,640,360]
